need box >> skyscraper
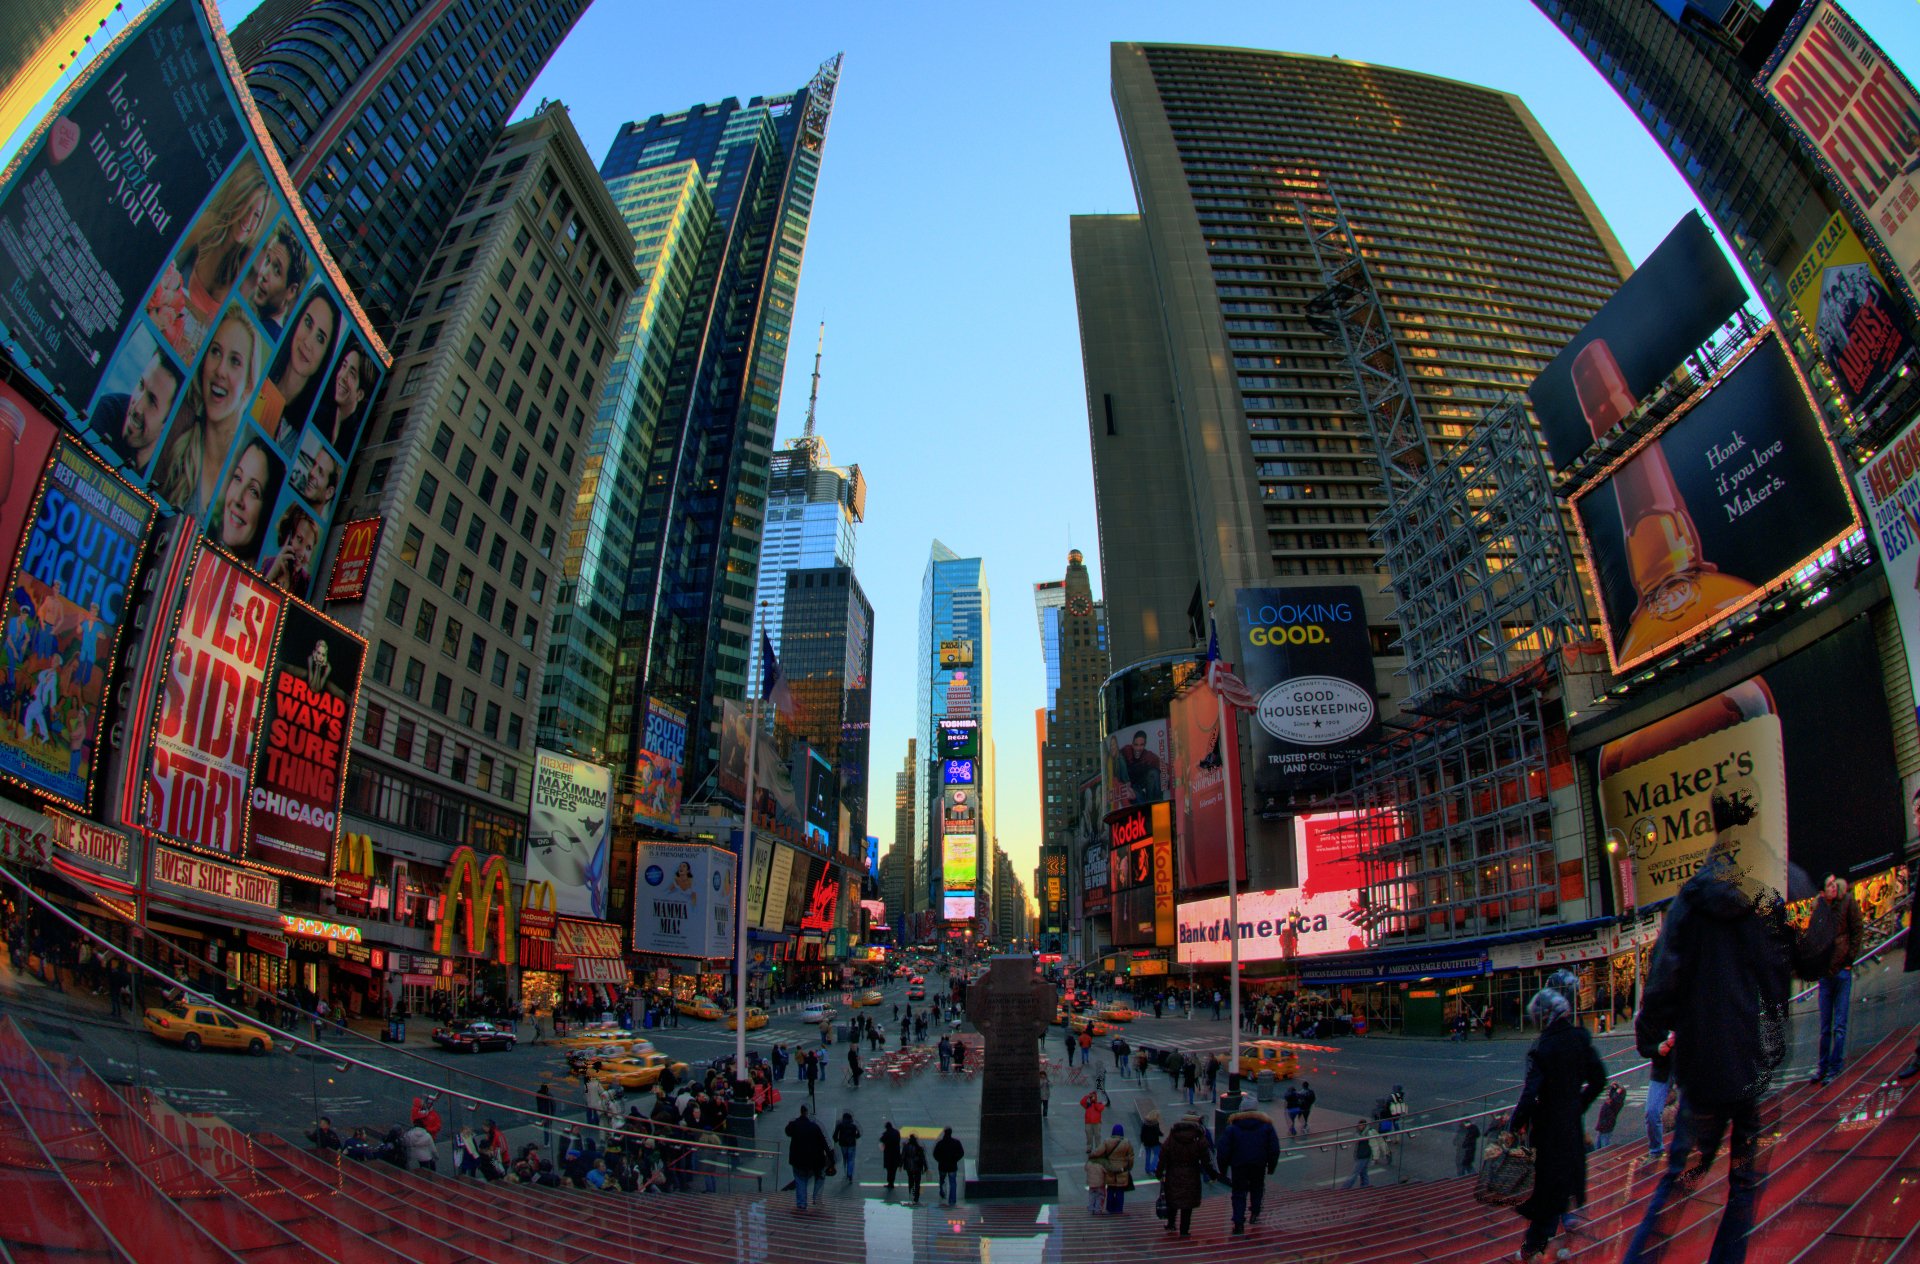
[592,58,842,803]
[750,432,867,700]
[231,0,589,336]
[1036,550,1108,952]
[918,542,993,930]
[884,738,916,929]
[779,565,874,848]
[1072,44,1630,673]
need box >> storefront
[554,917,628,1007]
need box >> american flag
[1205,619,1259,711]
[761,630,798,720]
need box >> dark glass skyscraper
[230,0,589,335]
[779,565,874,848]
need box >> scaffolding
[1296,199,1587,946]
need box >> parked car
[798,1002,837,1024]
[432,1019,517,1053]
[143,1004,273,1055]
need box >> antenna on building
[791,321,825,463]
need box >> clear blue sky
[214,0,1915,894]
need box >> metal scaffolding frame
[1296,198,1584,948]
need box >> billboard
[942,758,973,785]
[1082,837,1110,915]
[1571,333,1859,673]
[942,833,978,887]
[938,639,973,668]
[1529,214,1748,469]
[741,827,775,929]
[1762,2,1920,296]
[941,785,977,832]
[1596,617,1901,908]
[1175,813,1374,964]
[1105,718,1168,811]
[759,844,795,932]
[0,435,152,810]
[144,547,281,857]
[1234,586,1378,806]
[716,698,802,834]
[323,516,381,603]
[937,719,978,759]
[633,841,734,958]
[525,750,612,920]
[800,863,839,934]
[1854,414,1920,729]
[1169,681,1241,889]
[0,0,385,603]
[245,600,362,879]
[1786,210,1914,408]
[1042,847,1068,930]
[785,853,817,928]
[630,698,685,828]
[943,892,976,921]
[803,746,835,840]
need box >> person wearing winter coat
[1181,1058,1199,1106]
[1455,1120,1482,1177]
[1080,1089,1109,1152]
[932,1127,966,1206]
[401,1122,438,1171]
[1343,1120,1377,1189]
[1138,1112,1164,1175]
[1594,1082,1627,1148]
[1090,1123,1136,1214]
[785,1106,832,1211]
[901,1134,929,1203]
[880,1120,903,1193]
[409,1096,442,1138]
[1504,986,1607,1263]
[1806,873,1864,1084]
[1156,1114,1216,1237]
[1216,1109,1281,1235]
[832,1112,861,1183]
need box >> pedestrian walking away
[1454,1118,1482,1178]
[1298,1081,1316,1133]
[832,1112,861,1184]
[1503,984,1606,1262]
[902,1134,929,1203]
[1594,1082,1627,1149]
[1091,1123,1136,1214]
[785,1106,832,1212]
[933,1127,966,1206]
[880,1120,902,1194]
[1138,1111,1163,1176]
[1343,1120,1377,1189]
[1284,1084,1304,1136]
[1807,873,1862,1085]
[1156,1113,1216,1237]
[1217,1107,1281,1234]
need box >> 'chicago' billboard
[1787,211,1915,408]
[1528,214,1748,470]
[1234,586,1377,807]
[525,750,612,920]
[245,601,363,879]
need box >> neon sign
[280,915,362,943]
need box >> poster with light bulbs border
[1851,410,1920,733]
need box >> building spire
[803,320,824,442]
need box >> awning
[555,918,625,985]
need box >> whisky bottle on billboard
[1577,339,1756,661]
[1597,679,1786,909]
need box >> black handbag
[1474,1139,1535,1207]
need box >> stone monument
[963,953,1059,1199]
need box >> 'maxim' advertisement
[1234,586,1378,808]
[526,749,612,920]
[632,841,734,959]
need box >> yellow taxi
[1096,1003,1138,1023]
[142,1003,275,1056]
[725,1007,769,1031]
[1061,1011,1116,1038]
[551,1023,628,1047]
[850,989,884,1007]
[1236,1040,1301,1081]
[563,1039,658,1072]
[589,1051,692,1091]
[675,995,724,1021]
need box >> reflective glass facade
[916,543,993,924]
[779,566,874,849]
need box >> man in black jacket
[1808,874,1864,1084]
[785,1105,832,1211]
[1623,796,1826,1264]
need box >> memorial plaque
[965,953,1057,1195]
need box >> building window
[483,700,500,737]
[440,494,463,535]
[440,617,462,658]
[394,719,415,763]
[430,672,451,714]
[413,601,437,642]
[402,658,423,700]
[467,633,487,672]
[458,688,477,726]
[398,526,423,568]
[453,565,474,605]
[362,702,386,746]
[400,364,426,396]
[372,641,395,685]
[414,473,439,513]
[385,583,410,625]
[491,650,508,687]
[426,546,449,586]
[512,664,529,700]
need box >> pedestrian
[1205,1053,1221,1097]
[1342,1120,1376,1189]
[1216,1105,1280,1234]
[902,1133,929,1203]
[1156,1113,1216,1238]
[1039,1073,1051,1119]
[1111,1034,1130,1077]
[938,1033,953,1073]
[1455,1118,1482,1178]
[535,1081,556,1152]
[1081,1088,1109,1152]
[1644,1035,1676,1157]
[785,1105,831,1212]
[1063,1024,1077,1066]
[402,1120,437,1171]
[932,1126,965,1206]
[1806,873,1862,1085]
[1594,1082,1627,1149]
[881,1119,902,1194]
[1166,1050,1184,1091]
[848,1044,864,1089]
[1182,1057,1198,1106]
[1212,990,1223,1020]
[1084,1147,1108,1215]
[1298,1081,1316,1134]
[584,1076,608,1127]
[804,1050,818,1106]
[1481,1007,1496,1040]
[1502,985,1607,1262]
[1091,1123,1136,1214]
[1283,1084,1304,1137]
[1139,1111,1163,1175]
[1078,1028,1093,1065]
[1622,796,1828,1264]
[307,1116,342,1150]
[832,1111,861,1184]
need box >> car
[908,975,925,986]
[906,985,926,1001]
[432,1019,517,1053]
[676,996,724,1021]
[142,1004,274,1055]
[1065,1012,1115,1037]
[563,1039,657,1071]
[1236,1040,1302,1081]
[798,1002,837,1024]
[850,989,884,1007]
[588,1052,691,1092]
[1096,1004,1137,1023]
[550,1023,627,1047]
[726,1007,769,1031]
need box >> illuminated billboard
[1785,211,1914,408]
[937,720,978,759]
[633,841,734,958]
[1528,214,1748,469]
[1170,681,1241,889]
[245,600,363,879]
[942,833,978,886]
[1105,719,1168,811]
[942,758,974,785]
[1234,586,1377,805]
[943,892,976,921]
[938,639,973,668]
[1175,812,1377,963]
[525,750,612,920]
[0,0,386,603]
[1855,415,1920,731]
[630,698,685,828]
[941,785,977,832]
[323,516,382,603]
[1571,333,1859,674]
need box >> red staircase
[0,1013,1915,1264]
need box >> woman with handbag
[1503,986,1608,1263]
[1091,1123,1136,1214]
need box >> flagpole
[1211,602,1244,1100]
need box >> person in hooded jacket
[1504,986,1607,1263]
[901,1133,929,1203]
[785,1105,832,1211]
[402,1121,438,1171]
[410,1096,442,1139]
[880,1120,903,1194]
[1622,797,1828,1264]
[1156,1113,1216,1237]
[933,1127,967,1205]
[1216,1108,1281,1235]
[832,1111,861,1183]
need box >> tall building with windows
[231,0,589,336]
[1072,44,1630,673]
[750,432,866,700]
[593,58,842,805]
[778,565,874,850]
[1036,549,1108,951]
[917,542,994,929]
[886,739,918,930]
[335,103,635,874]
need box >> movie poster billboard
[1170,682,1242,889]
[631,698,685,828]
[1786,211,1914,407]
[0,438,152,809]
[1572,333,1860,673]
[1854,414,1920,729]
[0,0,386,603]
[0,383,62,592]
[1529,214,1749,469]
[245,601,362,878]
[1105,718,1168,811]
[717,698,802,835]
[759,844,795,932]
[633,841,734,958]
[1234,585,1378,807]
[740,826,775,930]
[525,749,612,920]
[1762,1,1920,297]
[144,547,281,856]
[1596,618,1901,909]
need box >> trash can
[1255,1069,1276,1102]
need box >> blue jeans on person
[1343,1156,1370,1189]
[940,1169,960,1204]
[1645,1078,1670,1156]
[1230,1166,1266,1226]
[1817,970,1852,1079]
[1623,1097,1762,1264]
[841,1145,857,1182]
[794,1169,826,1209]
[1143,1143,1161,1175]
